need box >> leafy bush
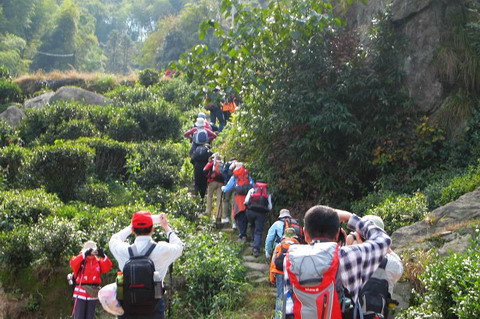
[106,116,143,142]
[40,119,101,144]
[175,231,247,317]
[145,187,203,221]
[349,190,397,215]
[75,180,115,208]
[155,77,202,112]
[365,193,429,234]
[29,216,82,267]
[32,143,94,200]
[0,65,11,80]
[0,79,22,104]
[139,69,160,87]
[0,225,33,269]
[0,144,34,188]
[105,86,159,106]
[437,162,480,207]
[88,76,117,93]
[398,231,480,319]
[0,119,19,147]
[0,188,63,231]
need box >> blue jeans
[119,298,165,319]
[246,210,266,251]
[210,108,225,132]
[275,273,284,319]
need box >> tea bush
[0,144,34,188]
[0,119,18,147]
[155,77,202,112]
[365,193,429,234]
[0,79,22,104]
[0,188,63,231]
[40,119,101,144]
[398,231,480,319]
[139,68,160,87]
[175,231,247,317]
[106,85,161,106]
[145,187,203,221]
[75,180,115,208]
[32,143,94,200]
[0,225,33,269]
[437,162,480,207]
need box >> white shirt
[109,226,184,281]
[384,251,403,295]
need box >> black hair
[133,226,153,235]
[304,205,339,240]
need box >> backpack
[272,237,299,272]
[247,182,270,212]
[358,257,390,319]
[286,242,343,318]
[122,243,158,315]
[193,145,211,162]
[193,128,208,144]
[210,160,223,180]
[283,217,305,244]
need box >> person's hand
[159,213,171,233]
[335,209,352,223]
[97,248,105,258]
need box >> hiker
[221,93,236,123]
[269,228,299,319]
[219,158,238,225]
[221,163,254,241]
[205,87,225,132]
[196,112,216,131]
[244,181,272,257]
[191,144,213,199]
[265,209,304,260]
[109,211,183,319]
[284,205,391,318]
[70,240,113,319]
[346,215,403,319]
[183,117,217,155]
[203,153,225,219]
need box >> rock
[49,87,111,106]
[246,271,265,279]
[391,187,480,255]
[23,92,55,109]
[391,0,433,21]
[243,256,258,262]
[0,105,25,126]
[243,262,269,272]
[391,281,412,311]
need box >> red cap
[132,211,153,228]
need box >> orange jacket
[222,101,236,113]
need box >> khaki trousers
[206,181,223,218]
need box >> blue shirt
[222,175,254,193]
[264,219,285,258]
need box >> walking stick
[215,192,224,227]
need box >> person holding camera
[70,240,113,319]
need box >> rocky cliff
[346,0,468,114]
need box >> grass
[14,70,137,85]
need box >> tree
[105,30,133,74]
[0,34,31,75]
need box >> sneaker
[221,217,229,224]
[232,222,237,229]
[252,248,260,258]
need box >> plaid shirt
[284,214,391,313]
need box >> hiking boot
[252,248,260,258]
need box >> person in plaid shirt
[283,205,391,318]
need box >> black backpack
[122,242,157,315]
[192,145,211,162]
[358,257,390,319]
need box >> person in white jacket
[109,211,183,319]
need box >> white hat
[198,112,206,119]
[363,215,384,230]
[279,209,291,218]
[82,240,97,252]
[195,117,205,127]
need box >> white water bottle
[153,271,162,299]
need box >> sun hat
[197,112,206,119]
[132,211,153,228]
[195,117,205,127]
[363,215,385,230]
[82,240,97,252]
[279,209,291,218]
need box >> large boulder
[0,105,25,126]
[23,92,55,109]
[391,187,480,255]
[49,87,111,106]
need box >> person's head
[195,117,205,127]
[279,209,291,219]
[197,112,206,119]
[363,215,384,230]
[132,211,154,236]
[304,205,340,243]
[82,240,98,256]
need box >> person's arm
[70,253,85,275]
[264,222,280,258]
[244,188,254,205]
[156,214,184,266]
[222,176,235,193]
[99,255,113,274]
[207,129,217,140]
[108,226,132,263]
[267,195,272,211]
[203,161,213,174]
[339,214,391,299]
[183,128,195,139]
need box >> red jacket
[183,126,217,142]
[70,254,112,300]
[203,161,224,183]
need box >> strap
[128,242,156,258]
[143,242,156,257]
[378,257,388,270]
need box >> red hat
[132,211,153,228]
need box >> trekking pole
[216,192,224,225]
[167,263,173,318]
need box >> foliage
[175,231,247,317]
[0,34,30,75]
[398,231,480,319]
[155,77,202,112]
[74,180,115,208]
[365,193,429,234]
[0,144,34,188]
[0,225,33,269]
[40,119,101,144]
[145,187,203,221]
[437,161,480,206]
[0,79,23,104]
[349,190,397,215]
[31,143,94,201]
[139,68,160,87]
[0,119,19,147]
[0,188,62,232]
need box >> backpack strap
[378,257,388,270]
[128,242,157,258]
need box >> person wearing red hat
[108,211,183,319]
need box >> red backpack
[210,160,223,180]
[247,182,270,212]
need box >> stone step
[246,271,264,280]
[243,262,269,272]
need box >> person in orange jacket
[70,240,113,319]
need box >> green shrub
[0,119,19,147]
[40,119,101,144]
[0,79,22,104]
[106,86,159,106]
[0,65,11,80]
[88,76,117,93]
[0,188,63,231]
[0,144,34,187]
[29,216,82,267]
[75,181,115,208]
[139,69,160,87]
[0,225,33,269]
[32,143,94,200]
[145,187,203,221]
[106,116,142,142]
[175,231,247,317]
[366,193,429,234]
[155,77,202,112]
[437,162,480,207]
[349,190,397,215]
[398,231,480,319]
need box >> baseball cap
[132,211,153,228]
